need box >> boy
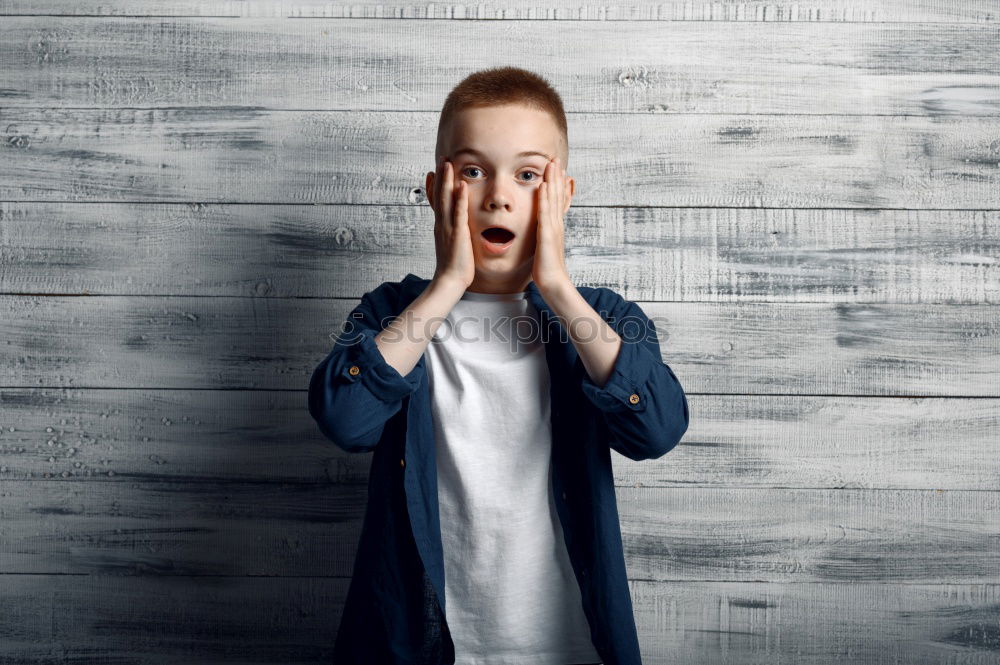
[308,67,689,665]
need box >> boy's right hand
[426,159,475,290]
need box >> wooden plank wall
[1,2,998,663]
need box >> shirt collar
[399,273,554,323]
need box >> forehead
[446,104,560,160]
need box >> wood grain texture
[2,575,995,664]
[1,389,998,489]
[1,5,997,664]
[1,19,998,113]
[0,479,998,581]
[1,574,347,663]
[1,0,998,22]
[3,108,999,207]
[2,203,998,302]
[1,295,997,395]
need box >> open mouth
[481,227,516,245]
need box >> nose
[483,182,512,212]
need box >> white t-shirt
[424,288,602,665]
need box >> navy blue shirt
[308,273,690,664]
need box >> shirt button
[400,458,405,468]
[348,365,361,376]
[628,392,640,404]
[561,491,567,501]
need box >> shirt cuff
[577,336,654,414]
[338,327,424,402]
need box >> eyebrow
[452,147,551,161]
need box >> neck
[466,271,531,295]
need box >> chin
[474,258,532,280]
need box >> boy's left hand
[532,157,574,295]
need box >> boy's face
[434,103,573,292]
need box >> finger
[434,159,444,204]
[440,161,454,231]
[432,160,444,216]
[547,162,556,211]
[552,160,559,206]
[558,162,565,204]
[554,161,562,210]
[454,181,468,233]
[451,163,465,231]
[544,160,556,214]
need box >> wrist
[429,273,469,298]
[538,275,575,302]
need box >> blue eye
[461,167,541,183]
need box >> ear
[562,176,575,216]
[425,171,435,213]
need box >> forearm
[546,282,689,461]
[374,276,465,377]
[542,280,621,389]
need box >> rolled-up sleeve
[577,298,689,461]
[308,286,424,453]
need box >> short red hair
[435,66,569,167]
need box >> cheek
[521,219,539,249]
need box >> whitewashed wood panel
[627,581,1000,664]
[1,19,998,113]
[1,0,998,22]
[3,109,999,207]
[0,480,997,581]
[0,295,997,395]
[1,575,995,664]
[1,2,996,662]
[1,389,997,490]
[1,574,347,663]
[2,203,997,302]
